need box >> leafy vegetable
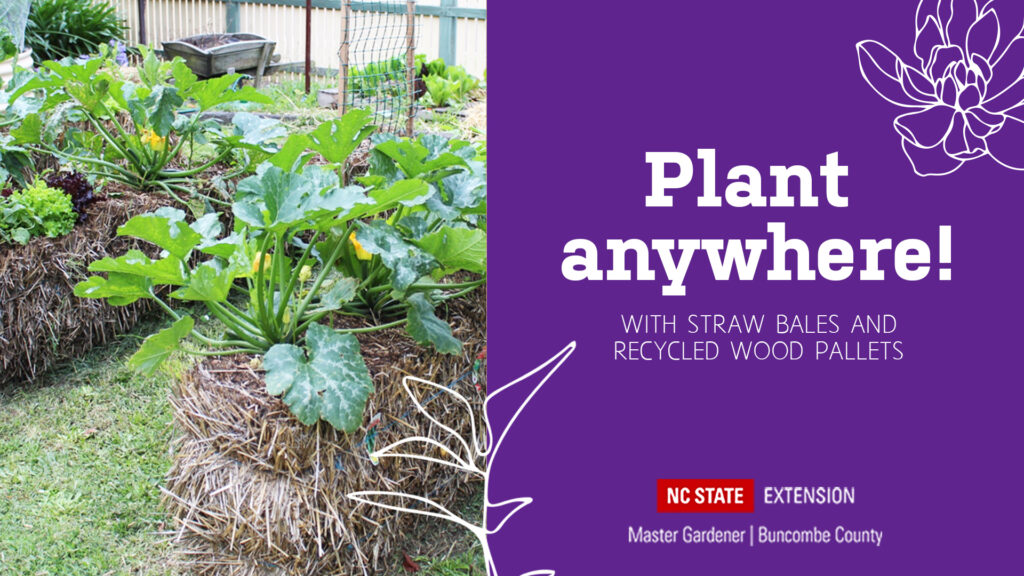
[0,177,77,244]
[416,57,482,107]
[43,170,97,221]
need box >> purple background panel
[489,1,1023,574]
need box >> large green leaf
[170,261,236,302]
[405,293,462,354]
[316,276,358,311]
[185,74,273,111]
[263,324,374,432]
[9,113,42,145]
[415,226,486,274]
[171,60,198,94]
[234,166,318,231]
[232,112,287,148]
[268,133,314,172]
[306,108,375,164]
[73,272,152,306]
[129,315,194,375]
[137,47,166,88]
[198,232,244,259]
[355,220,438,292]
[374,138,467,178]
[235,165,368,232]
[145,85,184,137]
[425,173,487,221]
[88,250,188,286]
[116,208,202,260]
[341,178,431,222]
[189,213,223,243]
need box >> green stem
[221,299,259,326]
[295,310,330,335]
[408,278,486,291]
[285,230,348,338]
[194,337,260,348]
[189,329,230,349]
[187,348,262,357]
[254,232,276,341]
[150,293,181,321]
[356,266,388,292]
[275,235,317,333]
[335,318,408,334]
[206,301,269,349]
[156,147,230,178]
[86,115,143,173]
[154,180,190,206]
[275,233,289,303]
[28,145,138,181]
[437,284,482,301]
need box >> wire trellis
[0,0,32,51]
[339,0,419,135]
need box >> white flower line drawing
[348,341,577,576]
[857,0,1024,176]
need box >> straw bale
[164,287,487,575]
[460,94,487,141]
[0,186,172,386]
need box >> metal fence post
[137,0,148,45]
[406,0,416,137]
[439,0,456,64]
[226,0,240,33]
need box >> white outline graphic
[348,342,576,576]
[857,0,1024,176]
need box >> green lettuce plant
[0,177,76,244]
[73,110,487,433]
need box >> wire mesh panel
[0,0,33,51]
[340,1,418,135]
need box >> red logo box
[657,479,755,513]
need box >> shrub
[25,0,125,62]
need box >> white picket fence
[110,0,487,78]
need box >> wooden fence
[109,0,487,77]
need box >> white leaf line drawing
[348,341,576,576]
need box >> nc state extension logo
[857,0,1024,176]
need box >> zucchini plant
[74,111,487,433]
[5,47,277,204]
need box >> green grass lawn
[0,318,180,576]
[0,316,483,575]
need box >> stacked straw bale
[0,189,170,386]
[164,287,487,575]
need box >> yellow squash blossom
[349,233,372,260]
[298,265,313,283]
[140,129,166,151]
[251,252,273,275]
